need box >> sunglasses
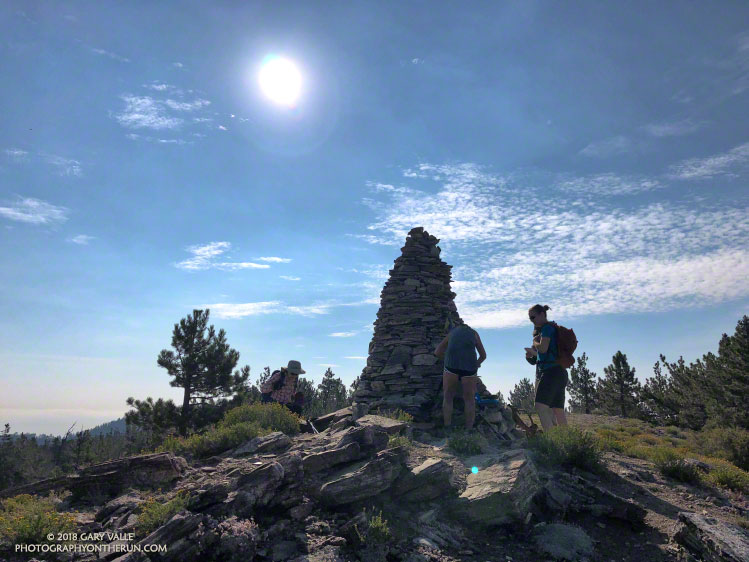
[529,315,536,321]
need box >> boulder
[319,449,403,506]
[533,523,593,561]
[675,512,749,562]
[449,449,541,527]
[356,414,409,435]
[303,443,361,473]
[233,432,291,456]
[311,407,353,432]
[393,458,455,502]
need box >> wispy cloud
[164,99,210,111]
[355,162,749,328]
[668,142,749,180]
[280,275,301,281]
[411,58,424,64]
[4,148,28,161]
[115,95,183,130]
[68,234,95,245]
[345,356,367,360]
[175,242,270,271]
[43,154,82,176]
[329,332,357,338]
[579,135,632,157]
[90,47,130,63]
[173,62,185,69]
[202,301,331,319]
[0,197,69,225]
[642,119,703,137]
[557,173,661,195]
[258,257,292,263]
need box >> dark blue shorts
[535,364,568,408]
[444,367,478,379]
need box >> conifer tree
[597,351,641,418]
[567,352,598,414]
[657,354,708,430]
[317,368,348,413]
[509,377,536,411]
[704,315,749,429]
[640,361,679,425]
[156,309,249,435]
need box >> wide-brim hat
[287,360,305,374]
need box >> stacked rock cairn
[352,227,463,421]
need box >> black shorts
[535,364,567,408]
[444,367,478,379]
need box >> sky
[1,1,747,435]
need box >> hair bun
[543,305,551,311]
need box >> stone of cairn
[352,227,519,437]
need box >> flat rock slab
[449,449,540,528]
[533,523,593,561]
[303,443,361,473]
[675,512,749,562]
[319,449,403,506]
[356,414,408,435]
[234,432,291,456]
[393,458,455,502]
[310,407,352,432]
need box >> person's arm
[434,335,449,358]
[475,331,487,367]
[533,325,552,354]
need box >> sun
[258,56,302,107]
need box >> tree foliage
[509,377,535,411]
[597,351,641,418]
[567,352,598,414]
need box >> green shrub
[219,403,300,436]
[135,491,189,538]
[689,427,749,471]
[665,426,680,436]
[622,444,655,461]
[367,510,391,544]
[374,408,414,423]
[387,435,412,449]
[447,430,484,456]
[161,421,267,458]
[651,449,701,484]
[530,426,603,474]
[0,494,77,546]
[639,434,661,446]
[705,464,749,494]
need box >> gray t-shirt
[444,325,478,372]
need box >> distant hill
[8,417,128,444]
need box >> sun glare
[258,56,302,107]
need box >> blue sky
[1,1,747,435]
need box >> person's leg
[535,402,555,431]
[461,375,479,430]
[553,408,567,426]
[442,370,459,427]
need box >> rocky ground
[2,410,747,562]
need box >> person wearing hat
[261,360,306,411]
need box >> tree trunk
[180,383,192,437]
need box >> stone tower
[352,227,460,421]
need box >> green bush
[705,464,749,494]
[0,494,77,546]
[689,427,749,471]
[447,430,484,456]
[374,408,414,423]
[651,449,701,484]
[135,491,189,538]
[160,421,267,458]
[531,426,604,474]
[387,435,412,449]
[367,510,391,545]
[219,403,300,436]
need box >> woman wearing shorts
[434,301,487,430]
[525,304,568,431]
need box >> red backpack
[551,322,578,368]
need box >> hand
[524,347,536,359]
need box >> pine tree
[704,315,749,429]
[509,378,535,411]
[640,361,679,425]
[567,352,598,414]
[658,354,708,430]
[317,368,348,414]
[156,309,249,435]
[597,351,641,418]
